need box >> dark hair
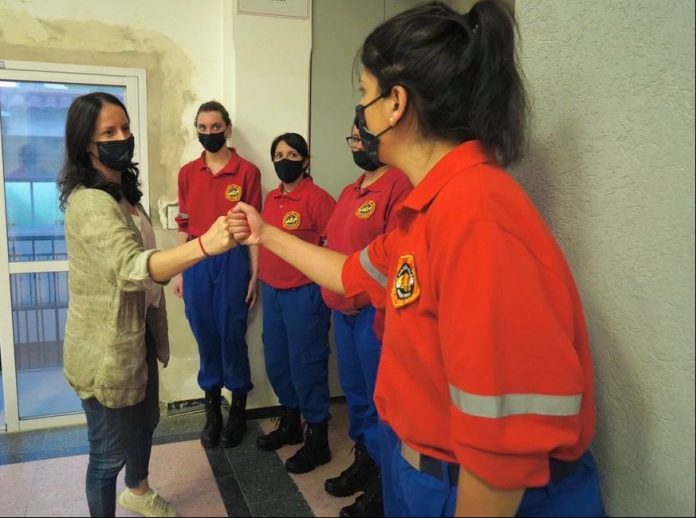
[270,133,310,160]
[58,92,142,210]
[360,0,527,165]
[270,133,310,176]
[195,100,232,127]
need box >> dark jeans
[82,327,160,517]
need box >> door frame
[0,60,148,432]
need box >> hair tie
[461,12,479,39]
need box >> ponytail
[360,0,528,165]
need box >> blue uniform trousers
[333,306,381,462]
[183,246,252,393]
[262,282,331,423]
[378,421,401,518]
[379,422,605,517]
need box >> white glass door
[0,62,148,432]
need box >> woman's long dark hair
[360,0,528,166]
[58,92,142,210]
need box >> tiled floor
[0,400,356,517]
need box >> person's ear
[387,85,408,126]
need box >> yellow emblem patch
[391,255,420,308]
[225,184,242,202]
[283,211,301,230]
[355,200,376,219]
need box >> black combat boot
[220,391,247,448]
[284,420,331,474]
[339,468,384,517]
[256,407,303,451]
[200,388,223,449]
[325,443,377,497]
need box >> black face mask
[93,135,135,171]
[198,131,227,153]
[355,94,392,168]
[351,149,382,172]
[274,159,305,183]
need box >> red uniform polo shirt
[259,176,335,289]
[322,168,412,312]
[176,148,262,237]
[341,141,596,490]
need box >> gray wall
[310,0,439,198]
[515,1,695,515]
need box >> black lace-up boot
[256,407,303,451]
[284,420,331,474]
[325,443,377,497]
[339,468,384,517]
[200,388,223,449]
[220,391,247,448]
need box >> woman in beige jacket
[59,92,236,518]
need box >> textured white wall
[515,1,695,516]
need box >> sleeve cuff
[341,252,363,298]
[120,249,160,287]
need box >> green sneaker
[118,488,178,517]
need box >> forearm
[455,468,524,517]
[262,225,346,294]
[248,244,259,280]
[148,239,205,283]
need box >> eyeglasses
[345,136,361,148]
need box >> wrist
[197,236,210,258]
[259,223,276,247]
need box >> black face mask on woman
[274,159,305,183]
[351,149,382,172]
[354,93,393,168]
[198,131,227,153]
[93,134,135,171]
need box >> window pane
[1,80,125,262]
[11,271,81,418]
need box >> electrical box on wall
[157,199,179,230]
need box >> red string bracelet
[197,236,210,257]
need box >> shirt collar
[352,167,395,196]
[272,176,314,200]
[196,147,241,175]
[400,141,492,212]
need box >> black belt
[400,443,579,486]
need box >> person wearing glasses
[255,133,337,475]
[321,123,411,517]
[229,1,605,516]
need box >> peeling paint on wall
[0,6,196,214]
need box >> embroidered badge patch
[283,211,301,230]
[225,184,242,202]
[391,255,420,308]
[355,200,376,219]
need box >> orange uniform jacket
[341,141,596,489]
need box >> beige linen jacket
[63,187,170,408]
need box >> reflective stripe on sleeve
[359,247,387,288]
[449,384,582,418]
